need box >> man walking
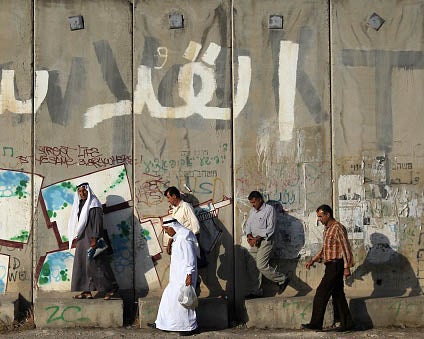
[152,219,199,336]
[244,191,289,298]
[302,204,354,331]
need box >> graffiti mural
[37,249,75,291]
[0,169,43,247]
[105,207,159,290]
[0,254,9,293]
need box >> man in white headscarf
[150,219,199,335]
[68,182,118,300]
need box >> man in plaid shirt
[302,204,354,332]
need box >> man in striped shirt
[302,204,354,332]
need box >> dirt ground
[1,326,424,338]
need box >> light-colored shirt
[312,220,354,269]
[172,200,200,235]
[244,202,276,239]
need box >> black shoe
[335,325,354,332]
[179,328,199,336]
[301,323,322,330]
[147,322,156,329]
[278,277,290,294]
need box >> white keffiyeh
[67,183,102,249]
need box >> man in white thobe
[155,219,199,335]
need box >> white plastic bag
[178,284,198,309]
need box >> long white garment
[155,222,198,332]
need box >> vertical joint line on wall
[230,0,236,314]
[31,0,36,302]
[131,0,136,306]
[328,0,335,209]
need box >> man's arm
[183,203,200,234]
[166,238,173,255]
[306,248,323,269]
[245,209,262,247]
[337,226,354,277]
[264,205,276,239]
[244,209,253,236]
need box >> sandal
[73,292,93,299]
[104,291,117,300]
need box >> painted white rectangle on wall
[105,208,159,290]
[0,254,9,293]
[0,170,43,244]
[139,219,162,256]
[135,219,159,290]
[37,249,75,291]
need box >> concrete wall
[0,0,423,321]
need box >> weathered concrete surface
[331,0,424,296]
[0,0,424,328]
[0,293,18,325]
[33,0,136,301]
[245,294,424,329]
[138,296,228,329]
[244,295,332,329]
[134,0,234,310]
[0,0,33,302]
[232,0,331,318]
[34,292,123,328]
[4,327,424,339]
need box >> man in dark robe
[68,182,118,299]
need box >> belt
[324,258,343,265]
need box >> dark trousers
[310,259,353,328]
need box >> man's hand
[166,238,173,255]
[90,237,97,248]
[247,234,261,247]
[185,274,192,286]
[305,259,315,270]
[247,238,257,247]
[343,267,351,278]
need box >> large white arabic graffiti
[83,39,297,141]
[84,41,249,127]
[0,70,48,115]
[1,39,298,142]
[278,41,298,141]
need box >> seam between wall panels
[230,0,236,315]
[31,0,36,303]
[328,0,335,210]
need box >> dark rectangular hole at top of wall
[169,14,184,29]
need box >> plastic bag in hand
[87,247,95,260]
[96,238,106,248]
[178,284,198,309]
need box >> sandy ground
[1,326,424,338]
